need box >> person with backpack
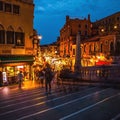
[44,63,53,94]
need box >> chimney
[88,14,90,21]
[66,15,69,22]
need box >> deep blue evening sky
[33,0,120,45]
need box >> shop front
[0,55,34,86]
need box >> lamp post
[32,34,42,56]
[30,31,42,65]
[30,34,42,56]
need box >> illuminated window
[17,39,21,45]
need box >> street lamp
[33,34,42,66]
[30,31,42,65]
[30,34,42,56]
[38,35,42,40]
[113,25,120,35]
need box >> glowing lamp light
[17,66,24,68]
[38,35,42,40]
[101,28,104,32]
[114,25,117,29]
[97,56,100,59]
[55,51,57,54]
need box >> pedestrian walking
[39,69,44,87]
[17,71,24,89]
[44,63,53,94]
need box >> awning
[0,55,34,64]
[96,61,111,66]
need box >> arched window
[94,43,96,52]
[0,24,5,44]
[115,41,120,55]
[85,31,87,36]
[110,42,114,55]
[15,27,24,46]
[89,44,92,53]
[84,45,86,52]
[6,26,14,44]
[100,44,103,53]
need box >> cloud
[34,0,87,16]
[36,6,45,11]
[34,0,120,44]
[34,0,120,16]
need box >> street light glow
[38,35,42,40]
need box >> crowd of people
[34,63,58,94]
[18,63,58,95]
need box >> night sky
[33,0,120,45]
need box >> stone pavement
[0,84,120,120]
[0,80,41,91]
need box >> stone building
[59,15,92,58]
[82,12,120,66]
[40,42,58,61]
[0,0,34,85]
[59,12,120,69]
[92,11,120,36]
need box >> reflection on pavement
[0,80,40,94]
[22,80,40,90]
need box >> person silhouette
[17,71,24,89]
[44,63,53,94]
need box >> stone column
[74,32,81,73]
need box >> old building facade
[82,12,120,66]
[59,15,92,58]
[59,12,120,70]
[0,0,34,85]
